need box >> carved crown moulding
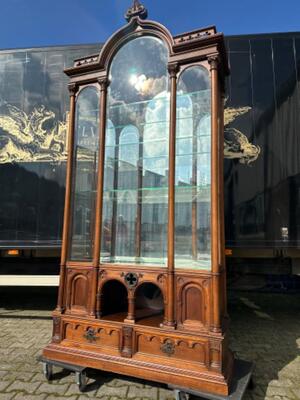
[64,1,229,79]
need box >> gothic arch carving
[70,274,88,311]
[179,282,206,326]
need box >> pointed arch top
[64,18,174,79]
[98,17,174,72]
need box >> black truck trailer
[1,33,300,285]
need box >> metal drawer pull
[83,328,99,343]
[161,340,175,356]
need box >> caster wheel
[42,363,53,381]
[175,390,190,400]
[75,371,87,392]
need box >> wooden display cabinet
[42,1,234,396]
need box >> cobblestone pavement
[0,288,299,400]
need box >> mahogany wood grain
[209,56,222,333]
[165,63,178,328]
[90,78,109,317]
[56,84,76,312]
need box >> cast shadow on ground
[228,291,300,400]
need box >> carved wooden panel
[98,268,167,295]
[65,268,92,314]
[136,333,207,365]
[182,284,204,323]
[176,275,212,331]
[72,275,87,308]
[121,326,134,358]
[63,322,120,350]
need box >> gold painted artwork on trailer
[0,103,68,164]
[224,106,261,165]
[0,102,260,165]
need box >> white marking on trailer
[0,275,59,286]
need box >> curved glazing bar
[175,66,212,270]
[100,36,170,266]
[69,86,100,260]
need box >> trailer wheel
[42,363,53,381]
[75,371,87,392]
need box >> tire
[75,371,87,392]
[42,363,53,381]
[175,390,190,400]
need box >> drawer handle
[83,328,99,343]
[161,340,175,356]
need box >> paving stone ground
[0,287,299,400]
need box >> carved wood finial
[125,0,148,22]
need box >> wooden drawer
[62,321,120,352]
[134,330,209,367]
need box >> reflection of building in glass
[1,32,300,256]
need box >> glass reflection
[69,86,99,260]
[100,36,169,266]
[175,66,211,269]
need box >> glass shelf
[100,255,167,266]
[103,185,210,192]
[104,152,210,161]
[107,89,211,110]
[106,115,210,132]
[102,186,210,204]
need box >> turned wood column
[165,63,179,328]
[125,290,135,324]
[209,55,222,333]
[56,83,77,312]
[89,77,109,317]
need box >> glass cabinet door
[69,86,100,260]
[100,36,169,266]
[175,66,212,270]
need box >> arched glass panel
[175,66,211,269]
[69,86,100,260]
[100,36,169,266]
[119,125,139,166]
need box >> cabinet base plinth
[42,340,234,397]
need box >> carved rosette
[123,272,139,289]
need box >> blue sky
[0,0,300,49]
